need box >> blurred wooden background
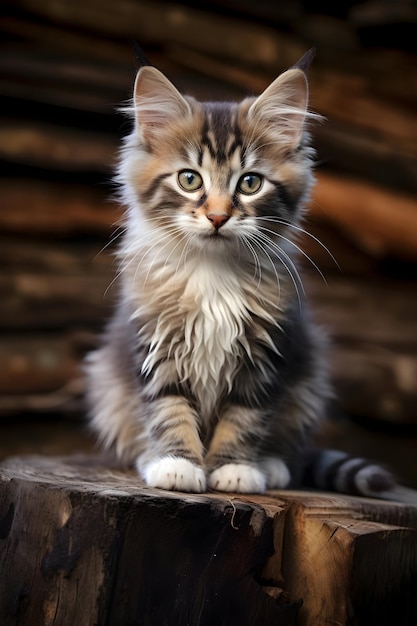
[1,0,416,486]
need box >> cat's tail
[301,449,417,504]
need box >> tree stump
[0,455,416,626]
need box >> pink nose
[207,213,230,230]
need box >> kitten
[85,51,407,500]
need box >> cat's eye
[178,170,203,192]
[237,173,263,195]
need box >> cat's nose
[207,213,230,230]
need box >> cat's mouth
[201,229,231,241]
[202,234,231,245]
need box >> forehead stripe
[201,103,240,164]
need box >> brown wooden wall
[1,1,416,483]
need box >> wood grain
[0,455,416,625]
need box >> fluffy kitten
[85,52,404,500]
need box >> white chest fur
[134,255,259,420]
[180,263,251,412]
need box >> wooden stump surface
[0,455,416,626]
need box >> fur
[85,55,410,501]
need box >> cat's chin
[197,230,233,246]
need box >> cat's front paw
[140,456,206,493]
[208,463,266,494]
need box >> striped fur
[85,58,408,501]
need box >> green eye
[238,173,263,195]
[178,170,203,192]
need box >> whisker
[93,225,126,261]
[103,245,143,300]
[256,216,340,269]
[256,231,306,299]
[238,234,263,289]
[108,225,184,296]
[163,228,193,279]
[245,233,281,300]
[140,227,187,288]
[123,221,185,255]
[175,231,195,278]
[249,231,304,310]
[258,225,328,285]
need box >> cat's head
[119,55,320,254]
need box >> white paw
[208,463,266,493]
[260,457,291,489]
[139,456,206,493]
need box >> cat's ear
[248,68,309,149]
[133,66,191,140]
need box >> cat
[85,50,412,502]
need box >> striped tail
[303,449,417,504]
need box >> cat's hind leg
[85,345,144,462]
[259,457,291,489]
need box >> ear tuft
[291,47,317,74]
[130,41,152,69]
[133,66,191,140]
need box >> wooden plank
[0,180,118,234]
[311,172,417,260]
[0,233,114,333]
[4,0,303,70]
[0,49,133,114]
[313,123,417,195]
[306,273,417,425]
[0,333,91,396]
[306,274,417,347]
[0,236,111,275]
[0,272,111,330]
[0,240,113,331]
[329,345,417,425]
[0,15,133,65]
[0,120,117,172]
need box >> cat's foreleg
[137,395,206,492]
[205,405,279,493]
